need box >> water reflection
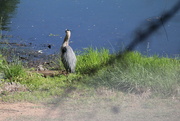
[0,0,20,31]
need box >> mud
[0,42,59,69]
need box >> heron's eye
[62,47,67,53]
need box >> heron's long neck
[63,34,70,47]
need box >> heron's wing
[66,46,77,66]
[61,46,77,72]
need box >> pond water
[0,0,180,57]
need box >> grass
[76,47,110,74]
[86,52,180,97]
[0,48,180,102]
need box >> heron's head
[65,29,71,38]
[62,29,71,47]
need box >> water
[0,0,180,57]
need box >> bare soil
[0,88,180,121]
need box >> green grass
[86,52,180,97]
[0,48,180,102]
[76,47,110,74]
[0,56,26,83]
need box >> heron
[60,30,77,73]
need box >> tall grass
[0,56,26,82]
[76,48,110,74]
[86,52,180,97]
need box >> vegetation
[0,48,179,102]
[86,52,180,97]
[0,60,26,82]
[76,48,110,74]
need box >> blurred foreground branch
[84,1,180,74]
[115,1,180,59]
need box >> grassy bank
[0,48,180,102]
